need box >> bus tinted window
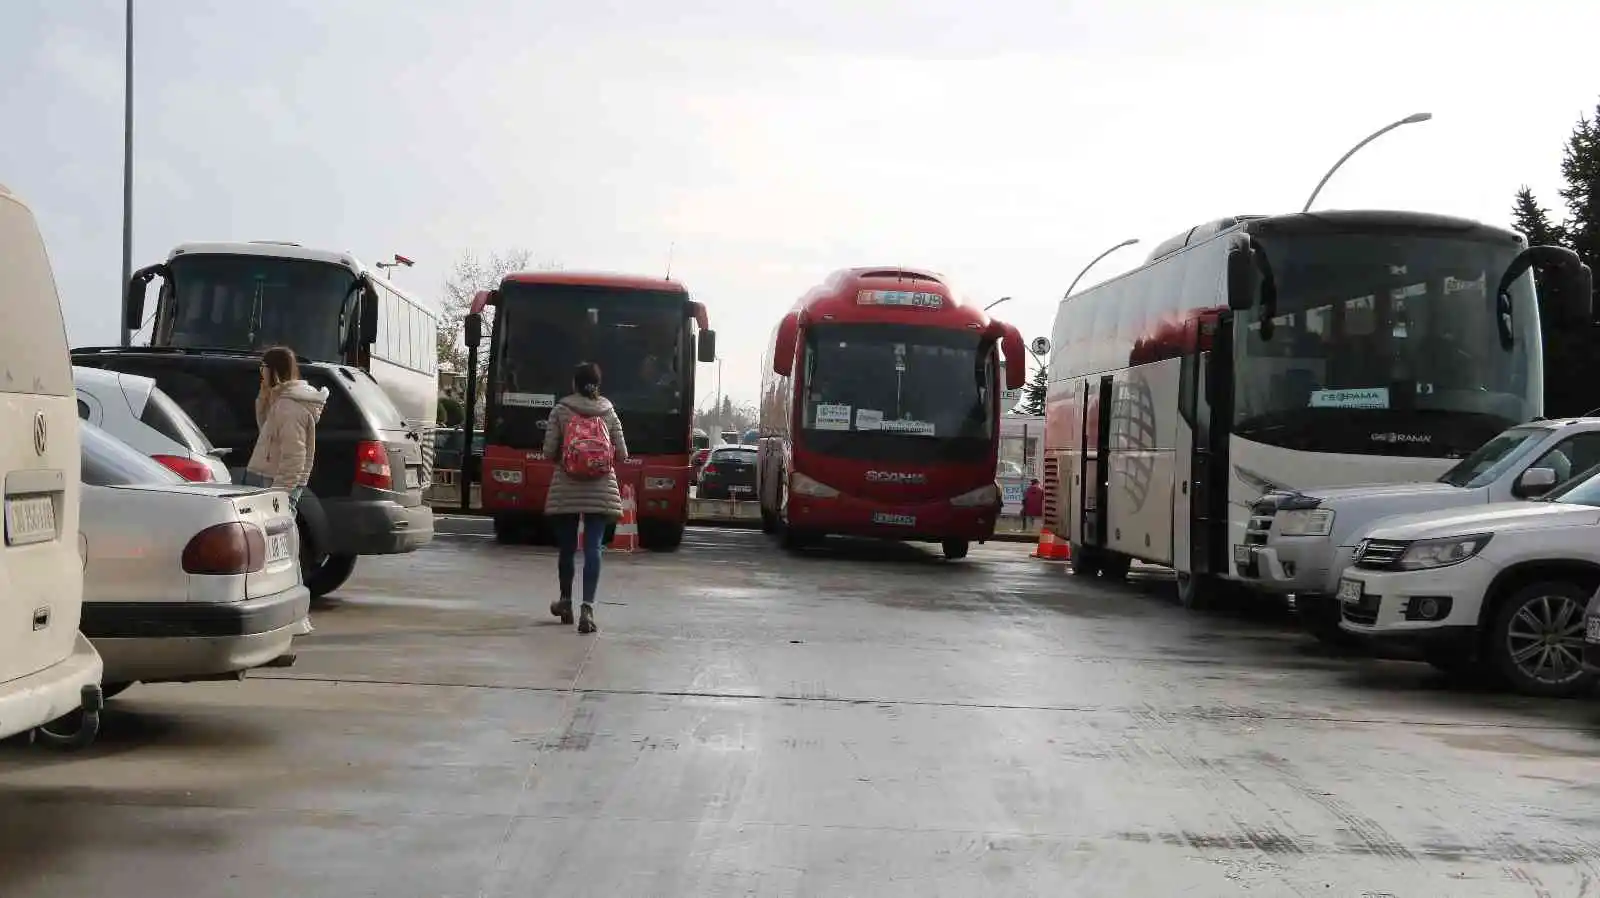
[165,254,355,361]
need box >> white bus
[124,241,438,435]
[1042,210,1591,609]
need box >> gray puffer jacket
[542,393,629,518]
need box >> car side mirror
[465,312,483,349]
[1518,466,1558,496]
[698,328,717,363]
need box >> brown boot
[577,604,597,634]
[550,597,573,625]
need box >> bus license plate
[1337,578,1363,604]
[1232,544,1252,565]
[266,531,293,564]
[5,495,56,546]
[1587,616,1600,645]
[872,512,915,527]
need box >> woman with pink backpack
[541,362,629,633]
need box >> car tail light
[702,463,719,475]
[355,440,392,490]
[152,454,215,482]
[182,523,265,575]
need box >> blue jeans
[551,514,608,605]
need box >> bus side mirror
[698,328,717,363]
[1501,245,1593,326]
[465,312,483,349]
[772,313,799,377]
[359,278,379,345]
[1225,243,1257,312]
[125,263,166,331]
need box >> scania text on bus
[1042,210,1592,608]
[463,272,716,550]
[757,267,1026,559]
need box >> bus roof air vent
[1144,216,1263,263]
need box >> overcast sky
[4,0,1598,407]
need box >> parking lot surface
[5,528,1600,896]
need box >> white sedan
[74,365,231,483]
[76,422,311,698]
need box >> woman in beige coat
[246,346,328,511]
[542,362,628,633]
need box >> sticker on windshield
[855,408,884,431]
[502,392,556,408]
[879,418,936,436]
[814,403,852,431]
[1309,387,1389,410]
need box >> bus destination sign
[856,290,944,310]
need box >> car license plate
[266,531,293,564]
[1337,578,1363,604]
[1232,544,1252,565]
[872,512,915,527]
[405,467,421,489]
[730,485,752,494]
[1587,617,1600,645]
[4,495,56,546]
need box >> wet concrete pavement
[5,529,1600,896]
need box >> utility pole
[713,357,723,441]
[119,0,134,346]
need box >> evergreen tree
[1511,186,1566,248]
[1019,364,1048,416]
[1558,103,1600,273]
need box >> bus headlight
[492,469,523,485]
[1276,508,1334,537]
[790,472,839,498]
[950,483,1000,507]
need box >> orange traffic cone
[1032,529,1073,562]
[581,484,639,553]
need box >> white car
[76,421,310,698]
[1337,465,1600,697]
[74,365,231,483]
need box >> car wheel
[1176,571,1214,610]
[1070,544,1102,577]
[1487,580,1598,698]
[1296,594,1359,647]
[304,553,358,599]
[942,539,970,560]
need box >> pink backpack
[561,410,614,480]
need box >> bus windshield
[1232,232,1539,457]
[163,254,356,361]
[490,283,690,454]
[801,322,995,462]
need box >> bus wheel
[760,506,779,534]
[941,539,970,560]
[1070,544,1102,577]
[1176,572,1215,610]
[781,525,813,551]
[1100,553,1132,582]
[641,520,684,552]
[493,514,522,544]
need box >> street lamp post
[1301,112,1433,213]
[120,0,134,346]
[1063,238,1140,299]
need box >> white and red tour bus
[464,272,715,550]
[756,267,1026,559]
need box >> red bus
[756,267,1026,558]
[462,272,715,550]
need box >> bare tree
[436,248,533,374]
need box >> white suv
[1337,465,1600,697]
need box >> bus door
[1177,313,1232,576]
[1080,375,1114,551]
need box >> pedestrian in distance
[543,361,629,634]
[1022,478,1044,531]
[246,346,329,513]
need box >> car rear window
[81,421,183,487]
[141,386,216,453]
[715,449,758,465]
